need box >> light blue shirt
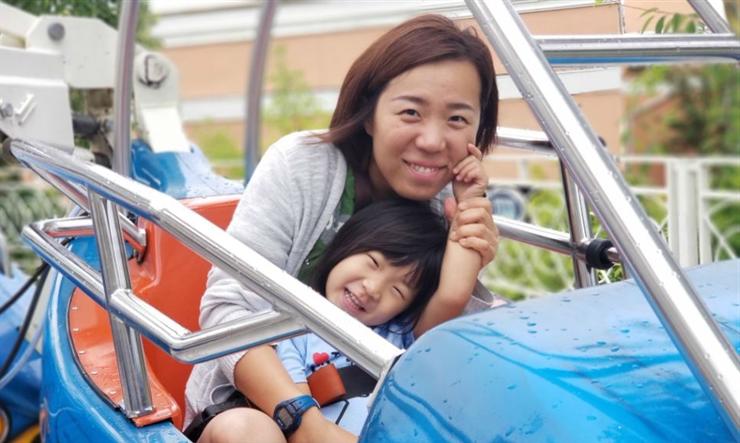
[276,323,415,434]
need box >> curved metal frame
[467,0,740,435]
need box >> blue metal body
[362,259,739,442]
[0,264,42,440]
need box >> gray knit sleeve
[198,138,298,385]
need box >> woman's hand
[444,196,499,268]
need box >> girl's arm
[414,144,493,337]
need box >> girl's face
[367,59,482,200]
[325,250,417,327]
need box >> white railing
[483,153,739,298]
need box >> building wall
[148,0,702,163]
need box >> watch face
[276,408,292,426]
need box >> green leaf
[640,7,658,17]
[670,14,684,33]
[655,16,666,34]
[686,21,696,34]
[641,16,655,34]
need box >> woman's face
[325,250,417,327]
[367,59,482,200]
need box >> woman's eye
[400,109,420,118]
[450,115,469,125]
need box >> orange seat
[68,195,240,429]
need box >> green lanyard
[296,169,355,285]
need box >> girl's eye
[393,286,406,299]
[367,253,379,268]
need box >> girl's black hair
[311,199,448,331]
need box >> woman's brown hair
[319,14,498,205]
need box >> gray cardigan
[183,131,500,425]
[184,131,347,424]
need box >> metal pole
[112,0,139,177]
[88,192,153,417]
[467,0,740,435]
[537,34,740,65]
[560,163,598,287]
[244,0,278,184]
[687,0,732,33]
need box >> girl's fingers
[452,156,476,175]
[467,143,483,160]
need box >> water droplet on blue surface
[507,384,517,390]
[586,415,597,421]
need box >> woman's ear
[364,119,374,136]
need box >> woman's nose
[415,122,445,153]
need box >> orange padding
[68,195,240,428]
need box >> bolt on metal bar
[560,163,598,287]
[467,0,740,435]
[87,192,153,418]
[538,34,740,65]
[686,0,732,33]
[244,0,277,184]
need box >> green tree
[263,45,331,142]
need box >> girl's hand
[445,196,499,268]
[452,143,488,203]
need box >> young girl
[277,145,487,436]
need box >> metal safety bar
[88,191,153,418]
[538,33,740,65]
[495,216,620,265]
[27,166,146,253]
[11,138,403,378]
[467,0,740,436]
[560,164,598,286]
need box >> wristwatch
[272,394,319,437]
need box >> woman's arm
[234,346,356,443]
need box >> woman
[184,14,499,443]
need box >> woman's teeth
[408,163,440,175]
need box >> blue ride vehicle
[0,0,737,441]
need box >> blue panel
[130,139,243,199]
[363,260,739,442]
[0,265,42,439]
[40,238,189,442]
